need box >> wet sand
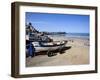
[26,36,89,67]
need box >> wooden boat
[26,40,67,57]
[32,41,67,52]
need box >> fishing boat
[32,41,67,52]
[26,40,67,57]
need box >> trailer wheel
[47,51,54,57]
[59,47,65,54]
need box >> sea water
[48,33,89,40]
[65,33,89,39]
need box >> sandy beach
[26,36,89,67]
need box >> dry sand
[26,36,89,67]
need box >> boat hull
[33,41,67,52]
[34,45,64,52]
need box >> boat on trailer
[26,40,67,57]
[32,41,67,52]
